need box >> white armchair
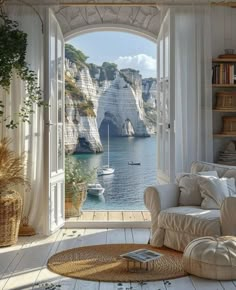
[144,161,236,252]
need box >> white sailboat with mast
[97,124,115,176]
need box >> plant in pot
[0,138,29,246]
[65,156,95,218]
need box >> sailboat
[97,124,115,176]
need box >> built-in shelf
[214,134,236,138]
[212,58,236,63]
[213,109,236,112]
[212,84,236,88]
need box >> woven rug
[47,244,187,282]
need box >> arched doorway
[51,4,166,227]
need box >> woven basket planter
[65,182,87,218]
[0,190,23,247]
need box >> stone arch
[99,112,120,137]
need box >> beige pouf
[183,236,236,280]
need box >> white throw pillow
[176,171,219,206]
[176,174,202,206]
[198,176,236,209]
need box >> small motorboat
[87,183,105,196]
[128,161,141,165]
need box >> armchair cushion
[176,174,202,206]
[176,171,218,206]
[158,206,221,251]
[199,176,235,209]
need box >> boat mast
[108,123,109,167]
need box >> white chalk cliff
[65,58,156,153]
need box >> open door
[156,9,175,183]
[44,8,65,234]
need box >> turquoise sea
[72,135,157,210]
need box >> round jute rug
[47,244,187,282]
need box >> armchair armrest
[144,183,180,213]
[220,196,236,236]
[144,184,180,239]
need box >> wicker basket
[222,116,236,134]
[65,182,87,218]
[0,190,22,247]
[215,91,236,110]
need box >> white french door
[44,8,65,234]
[156,10,175,183]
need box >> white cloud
[113,54,156,78]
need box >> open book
[120,249,163,263]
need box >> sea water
[72,135,157,210]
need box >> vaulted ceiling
[54,4,161,40]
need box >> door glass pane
[58,81,63,123]
[165,132,169,174]
[164,80,169,121]
[51,125,57,173]
[165,36,169,78]
[57,37,62,81]
[160,39,163,79]
[58,124,63,170]
[50,20,57,124]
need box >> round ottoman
[183,236,236,280]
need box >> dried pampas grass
[0,138,29,192]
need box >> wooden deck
[65,210,151,228]
[0,228,236,290]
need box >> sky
[68,31,156,78]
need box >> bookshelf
[212,57,236,164]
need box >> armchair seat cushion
[158,207,221,251]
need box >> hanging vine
[0,10,45,129]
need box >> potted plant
[0,138,29,246]
[65,156,95,217]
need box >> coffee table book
[120,249,162,263]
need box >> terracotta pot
[65,182,87,218]
[0,190,22,247]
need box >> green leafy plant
[65,156,95,186]
[0,10,45,129]
[65,156,96,213]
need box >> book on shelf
[212,63,236,85]
[120,249,163,263]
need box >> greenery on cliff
[65,44,88,68]
[65,44,95,117]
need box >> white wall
[212,6,236,58]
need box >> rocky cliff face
[65,46,156,153]
[142,78,157,134]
